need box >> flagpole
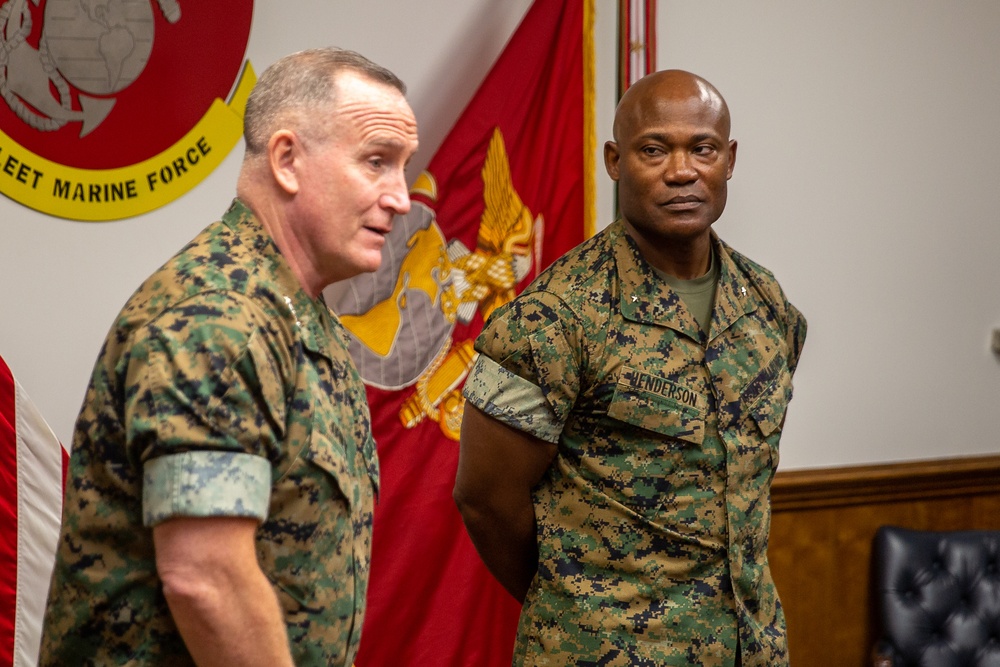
[584,0,596,239]
[614,0,657,218]
[617,0,657,99]
[644,0,657,76]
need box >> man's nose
[664,150,697,184]
[381,170,412,215]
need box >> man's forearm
[455,405,557,603]
[164,566,294,667]
[457,498,538,603]
[155,517,295,667]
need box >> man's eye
[369,157,384,169]
[641,146,662,156]
[693,145,715,156]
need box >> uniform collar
[710,235,763,342]
[611,221,760,342]
[222,199,336,357]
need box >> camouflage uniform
[464,221,806,667]
[41,199,379,666]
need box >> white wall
[2,1,997,470]
[653,2,1000,468]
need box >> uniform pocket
[303,429,356,510]
[607,366,708,444]
[594,367,711,518]
[258,428,355,606]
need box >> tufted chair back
[871,525,1000,667]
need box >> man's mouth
[364,224,391,237]
[663,195,702,210]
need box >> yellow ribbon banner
[0,62,257,222]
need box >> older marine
[41,48,418,666]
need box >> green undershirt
[654,247,719,335]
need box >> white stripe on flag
[13,375,65,667]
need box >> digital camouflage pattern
[465,220,806,667]
[41,199,379,666]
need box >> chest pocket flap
[607,366,708,444]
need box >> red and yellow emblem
[330,128,543,441]
[0,0,254,221]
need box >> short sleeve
[464,356,561,443]
[465,291,583,442]
[123,292,290,522]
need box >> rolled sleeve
[463,355,562,443]
[142,450,272,527]
[785,302,808,374]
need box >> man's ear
[726,139,738,180]
[269,130,300,194]
[604,141,621,181]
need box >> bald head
[613,70,731,145]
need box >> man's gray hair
[243,47,406,155]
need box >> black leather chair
[871,525,1000,667]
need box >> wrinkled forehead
[326,72,418,143]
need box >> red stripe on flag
[0,356,18,666]
[645,0,657,74]
[622,0,631,94]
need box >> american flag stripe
[0,356,67,667]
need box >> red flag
[328,1,595,664]
[0,356,68,667]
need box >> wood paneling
[769,455,1000,667]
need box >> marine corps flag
[326,0,595,664]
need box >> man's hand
[453,405,557,603]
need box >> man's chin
[360,252,385,274]
[627,216,716,244]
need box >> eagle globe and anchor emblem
[0,0,254,221]
[328,128,544,441]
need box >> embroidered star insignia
[631,295,639,303]
[283,295,303,329]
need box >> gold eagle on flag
[446,127,538,324]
